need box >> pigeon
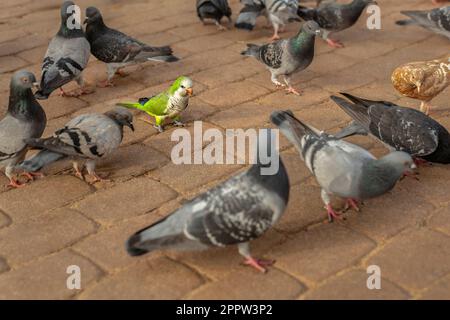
[19,108,134,183]
[35,1,92,99]
[117,76,193,133]
[84,6,179,87]
[271,110,415,221]
[235,0,301,41]
[391,55,450,115]
[0,70,47,188]
[241,21,321,95]
[331,93,450,165]
[126,130,290,273]
[396,6,450,40]
[196,0,232,30]
[297,0,377,48]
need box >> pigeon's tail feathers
[330,95,371,129]
[137,45,179,63]
[241,43,260,57]
[271,110,318,149]
[297,5,317,21]
[147,54,179,62]
[395,19,416,26]
[18,150,65,172]
[334,121,369,139]
[126,214,189,256]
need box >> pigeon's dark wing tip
[126,233,148,257]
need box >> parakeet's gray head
[170,76,194,98]
[105,107,135,131]
[84,6,103,25]
[378,151,416,176]
[10,70,39,92]
[302,21,322,36]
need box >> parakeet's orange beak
[186,87,193,96]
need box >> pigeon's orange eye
[21,77,29,83]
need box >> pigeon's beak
[32,82,40,90]
[186,87,193,97]
[410,163,417,170]
[127,122,135,132]
[83,17,89,25]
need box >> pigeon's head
[60,1,76,22]
[171,76,194,98]
[84,7,103,25]
[381,151,416,176]
[302,21,322,37]
[11,70,39,92]
[106,107,135,132]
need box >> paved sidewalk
[0,0,449,299]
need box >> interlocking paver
[0,0,449,300]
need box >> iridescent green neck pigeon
[116,76,193,133]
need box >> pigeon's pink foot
[97,80,114,88]
[270,34,281,42]
[285,87,302,96]
[21,171,44,181]
[115,69,128,77]
[326,38,344,48]
[59,88,67,97]
[243,257,275,273]
[345,198,360,212]
[413,158,431,167]
[403,171,419,181]
[89,173,111,184]
[326,204,342,222]
[7,178,24,188]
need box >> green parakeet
[117,76,193,132]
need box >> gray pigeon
[196,0,232,30]
[241,20,321,95]
[84,6,179,87]
[271,110,415,221]
[19,108,134,183]
[297,0,377,48]
[235,0,301,41]
[35,1,91,99]
[396,6,450,40]
[126,130,290,273]
[0,71,47,188]
[331,93,450,164]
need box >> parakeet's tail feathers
[330,94,371,129]
[241,43,260,57]
[297,5,317,21]
[116,101,145,111]
[395,19,416,26]
[18,150,65,172]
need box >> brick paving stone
[0,34,48,57]
[0,208,97,266]
[269,224,376,284]
[0,175,92,223]
[419,275,450,300]
[0,249,103,299]
[198,80,270,108]
[367,228,450,291]
[303,269,409,300]
[256,86,330,110]
[79,257,204,300]
[74,177,177,225]
[39,96,88,120]
[309,66,378,93]
[0,56,29,73]
[344,187,435,242]
[288,101,349,131]
[280,150,312,185]
[0,210,11,228]
[428,206,450,237]
[187,268,306,300]
[0,257,9,273]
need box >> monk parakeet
[117,76,193,132]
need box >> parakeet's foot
[243,257,275,273]
[419,102,432,116]
[97,79,115,88]
[326,204,343,222]
[285,87,301,96]
[115,69,128,77]
[326,38,344,48]
[7,178,24,188]
[153,125,164,133]
[345,198,360,212]
[21,171,45,181]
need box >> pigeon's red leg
[326,204,342,222]
[413,158,431,167]
[326,38,344,48]
[7,178,24,188]
[115,69,128,77]
[402,171,419,180]
[97,79,114,88]
[243,257,274,273]
[285,87,301,96]
[345,198,360,212]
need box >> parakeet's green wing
[141,92,170,116]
